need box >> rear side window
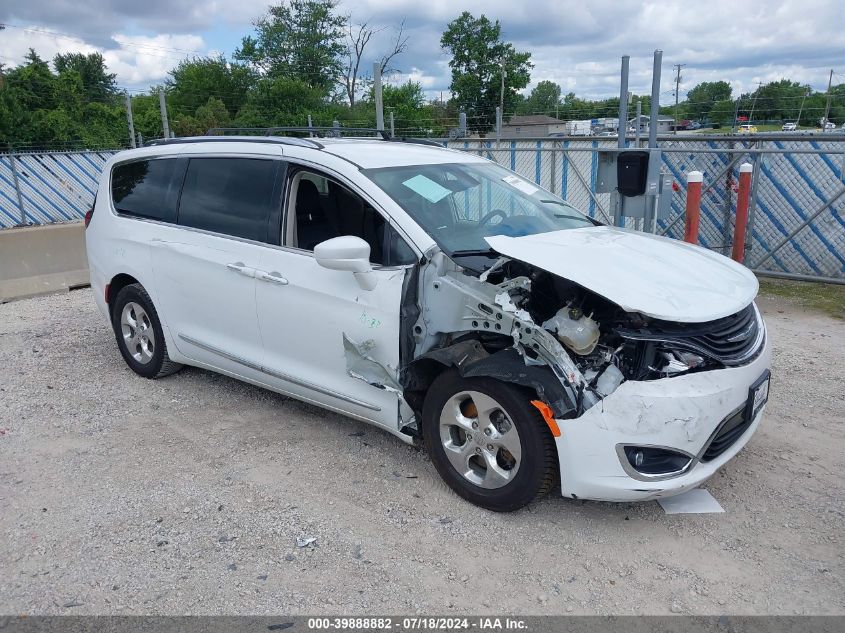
[177,158,278,242]
[111,159,178,221]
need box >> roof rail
[207,126,390,140]
[388,137,446,148]
[145,135,323,149]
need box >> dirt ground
[0,286,842,615]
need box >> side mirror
[314,236,377,291]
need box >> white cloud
[0,27,208,88]
[1,0,842,100]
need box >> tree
[341,20,408,107]
[53,52,117,102]
[518,80,561,115]
[708,99,736,125]
[166,56,256,118]
[235,0,346,96]
[686,81,732,121]
[1,49,125,150]
[440,12,532,131]
[234,76,327,127]
[741,79,809,122]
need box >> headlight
[657,350,705,376]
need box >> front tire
[111,283,182,379]
[422,370,557,511]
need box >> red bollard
[683,170,703,244]
[732,162,753,263]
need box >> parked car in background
[85,132,770,511]
[782,122,798,132]
[738,124,758,134]
[822,121,836,131]
[686,121,702,130]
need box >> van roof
[143,135,486,169]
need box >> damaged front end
[399,249,765,432]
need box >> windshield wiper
[450,248,498,258]
[553,214,592,221]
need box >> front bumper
[555,333,772,502]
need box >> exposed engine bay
[400,250,764,427]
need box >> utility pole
[373,62,385,132]
[158,88,170,139]
[500,57,507,121]
[748,81,763,124]
[796,87,810,126]
[125,92,136,149]
[732,99,740,133]
[823,69,834,131]
[673,63,685,135]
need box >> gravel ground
[0,288,842,616]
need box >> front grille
[701,407,753,462]
[684,304,760,364]
[620,303,763,367]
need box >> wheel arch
[107,273,141,314]
[401,338,576,437]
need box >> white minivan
[85,133,771,511]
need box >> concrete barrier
[0,222,89,302]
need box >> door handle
[258,271,289,285]
[226,262,255,277]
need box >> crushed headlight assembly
[655,350,706,376]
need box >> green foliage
[53,52,117,102]
[3,9,842,151]
[234,0,346,96]
[234,76,327,127]
[708,99,736,124]
[440,11,532,131]
[686,81,732,121]
[517,80,562,115]
[166,56,255,118]
[1,49,126,150]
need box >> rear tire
[422,369,557,512]
[111,283,182,379]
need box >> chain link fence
[445,136,845,282]
[1,136,843,282]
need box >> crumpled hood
[485,226,758,323]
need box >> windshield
[363,162,596,256]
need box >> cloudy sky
[1,0,843,103]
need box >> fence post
[8,152,26,226]
[732,163,753,263]
[683,170,703,244]
[459,112,467,137]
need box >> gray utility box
[595,148,673,221]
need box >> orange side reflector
[530,400,561,437]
